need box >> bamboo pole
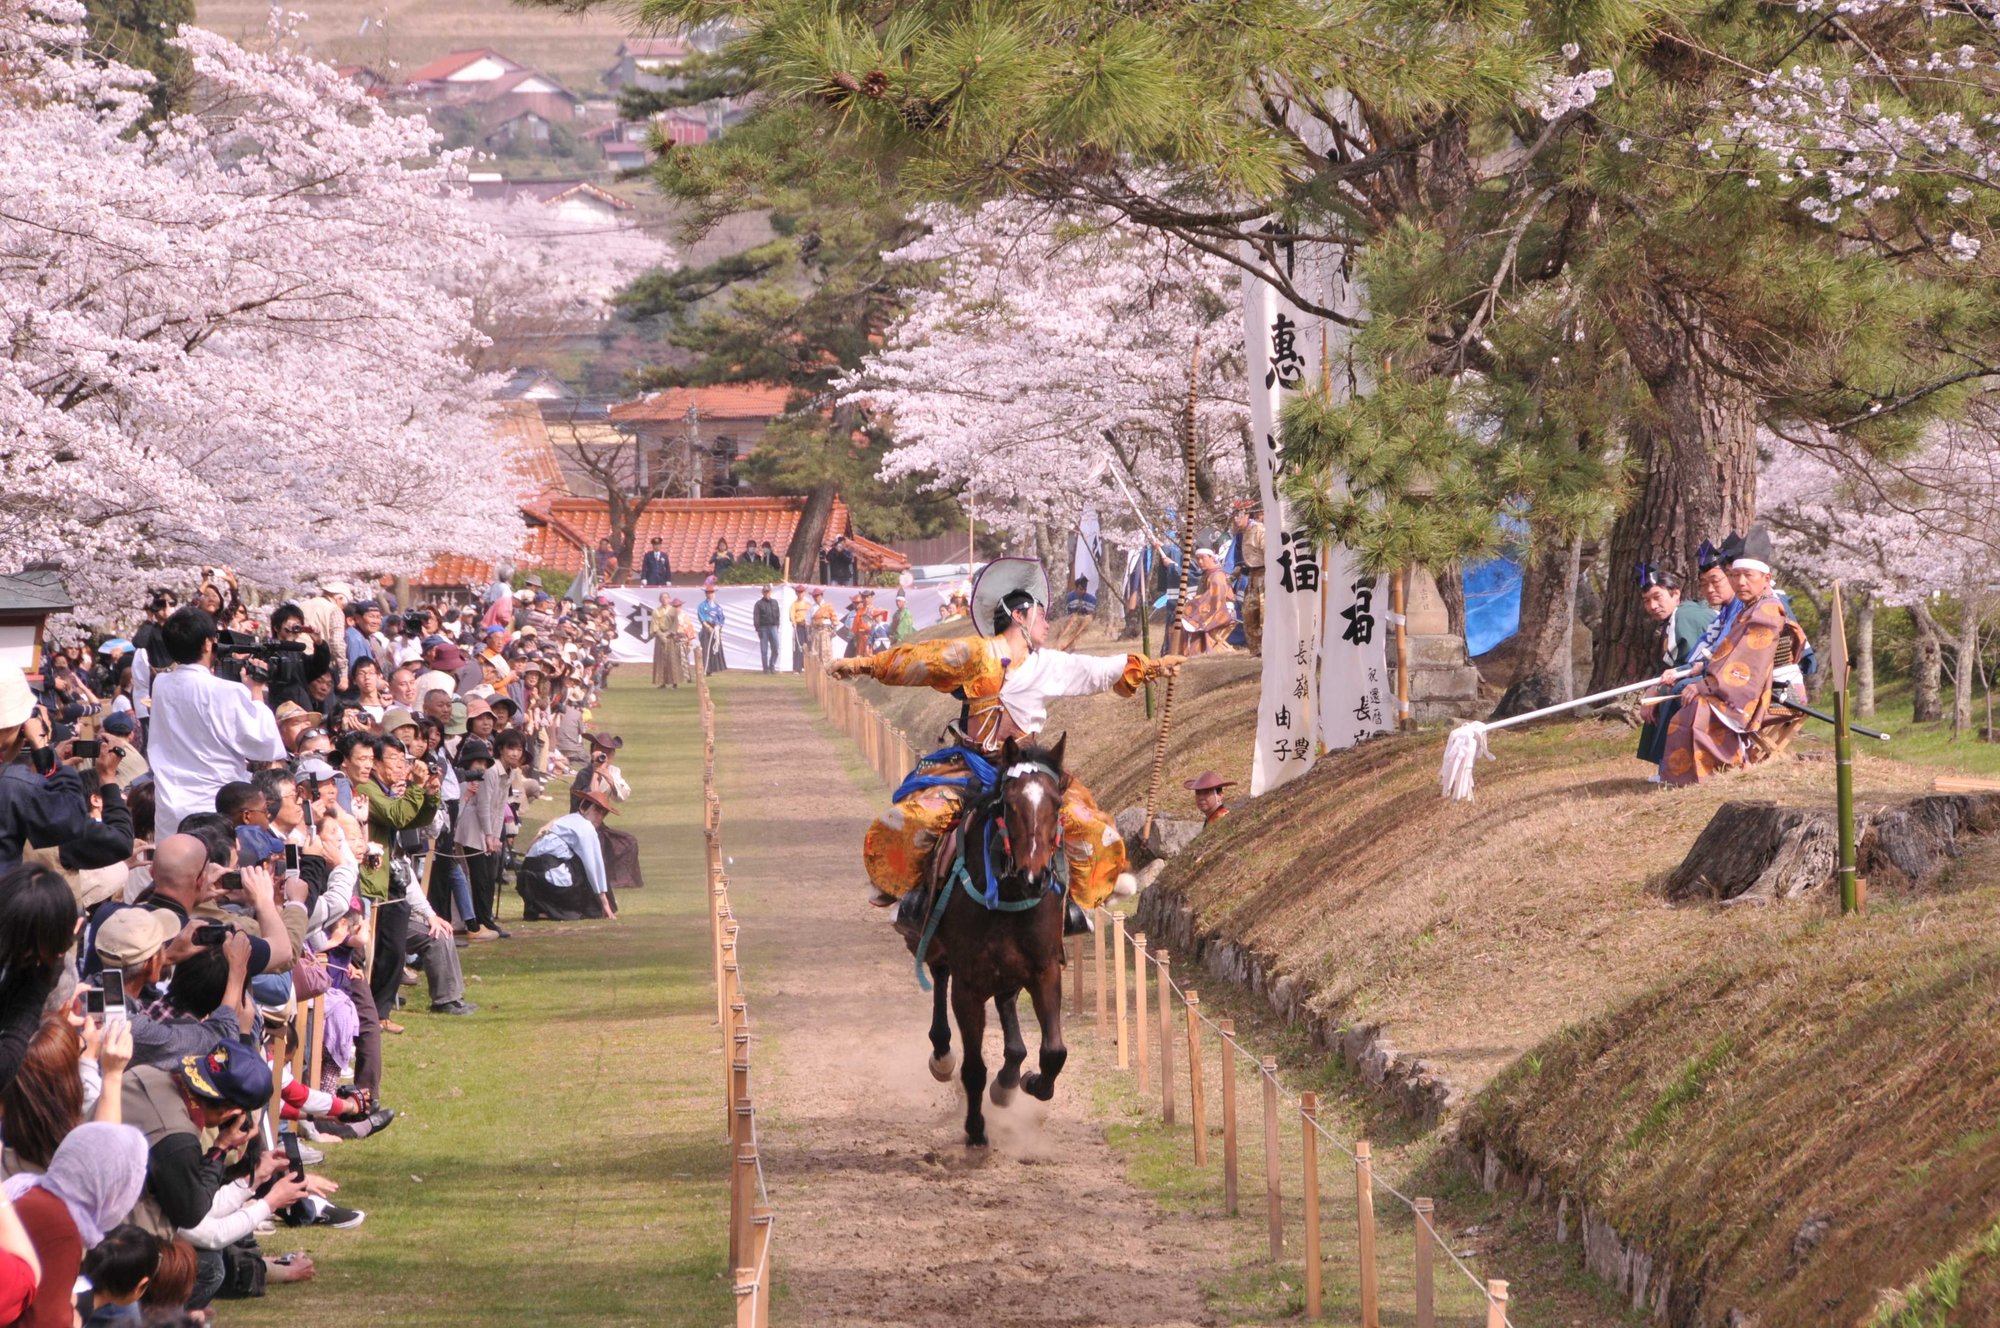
[1185,991,1207,1166]
[1357,1139,1379,1328]
[1414,1197,1436,1328]
[1262,1057,1283,1258]
[1302,1093,1322,1319]
[1113,913,1129,1068]
[1156,949,1175,1125]
[1219,1018,1239,1216]
[1132,932,1149,1087]
[1485,1280,1509,1328]
[1093,913,1108,1035]
[1140,338,1201,837]
[1832,580,1859,914]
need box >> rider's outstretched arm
[830,637,993,692]
[1034,650,1183,699]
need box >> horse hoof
[928,1053,958,1083]
[1021,1073,1056,1102]
[1112,871,1138,898]
[965,1130,988,1148]
[990,1080,1016,1107]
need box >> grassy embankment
[853,623,2000,1323]
[230,677,731,1328]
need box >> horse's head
[995,734,1068,884]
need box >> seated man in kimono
[1660,541,1789,786]
[516,788,618,921]
[1175,548,1237,654]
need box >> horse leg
[951,980,990,1147]
[926,964,957,1082]
[989,989,1028,1107]
[1018,959,1069,1103]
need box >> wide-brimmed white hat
[970,558,1049,639]
[0,665,32,728]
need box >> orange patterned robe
[1661,593,1786,786]
[854,635,1159,908]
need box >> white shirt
[998,648,1131,736]
[148,663,287,837]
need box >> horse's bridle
[993,761,1065,888]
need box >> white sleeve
[232,685,288,762]
[1035,649,1132,697]
[308,860,359,935]
[179,1181,272,1250]
[132,650,154,707]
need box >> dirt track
[714,674,1225,1328]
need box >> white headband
[1730,558,1772,574]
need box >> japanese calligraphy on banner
[1241,240,1389,797]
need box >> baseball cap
[177,1042,273,1110]
[94,906,182,968]
[0,666,30,729]
[102,712,137,737]
[235,824,285,866]
[293,757,337,783]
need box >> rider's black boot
[893,889,928,941]
[1063,900,1093,936]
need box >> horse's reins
[913,763,1069,992]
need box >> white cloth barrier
[598,585,951,672]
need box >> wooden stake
[1357,1139,1379,1328]
[1132,932,1149,1087]
[734,1268,756,1328]
[1093,913,1108,1035]
[1485,1280,1509,1328]
[1185,991,1207,1166]
[1156,949,1175,1125]
[1414,1197,1436,1328]
[1113,913,1129,1069]
[1303,1093,1322,1319]
[1392,569,1412,730]
[727,1005,747,1121]
[1219,1018,1239,1216]
[1262,1057,1283,1258]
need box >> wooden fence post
[1414,1197,1436,1328]
[1113,913,1129,1069]
[1485,1280,1509,1328]
[734,1268,756,1328]
[750,1206,774,1328]
[1131,932,1149,1088]
[308,994,324,1089]
[1156,950,1175,1125]
[1093,913,1108,1035]
[1302,1093,1322,1319]
[1357,1139,1379,1328]
[727,1006,747,1119]
[1219,1018,1238,1216]
[1185,991,1207,1166]
[731,1145,758,1271]
[1071,934,1085,1018]
[1262,1057,1282,1259]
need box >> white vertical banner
[1243,254,1323,796]
[1312,245,1392,748]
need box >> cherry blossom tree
[0,1,615,625]
[841,201,1250,575]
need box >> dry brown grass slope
[1464,839,2000,1327]
[195,1,643,94]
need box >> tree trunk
[1953,593,1980,739]
[1909,600,1944,723]
[1491,532,1579,719]
[1594,294,1759,690]
[1436,562,1466,643]
[786,481,837,581]
[1855,593,1875,717]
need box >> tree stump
[1664,792,2000,905]
[1661,801,1840,904]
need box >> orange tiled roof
[608,383,791,425]
[403,49,519,84]
[494,402,565,494]
[413,495,910,589]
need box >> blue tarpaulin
[1462,553,1523,657]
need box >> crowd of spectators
[0,565,636,1321]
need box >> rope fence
[696,664,777,1328]
[804,665,1521,1326]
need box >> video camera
[213,637,309,690]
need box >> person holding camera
[0,667,127,871]
[450,738,508,942]
[146,609,285,841]
[356,738,440,1032]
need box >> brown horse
[904,735,1071,1147]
